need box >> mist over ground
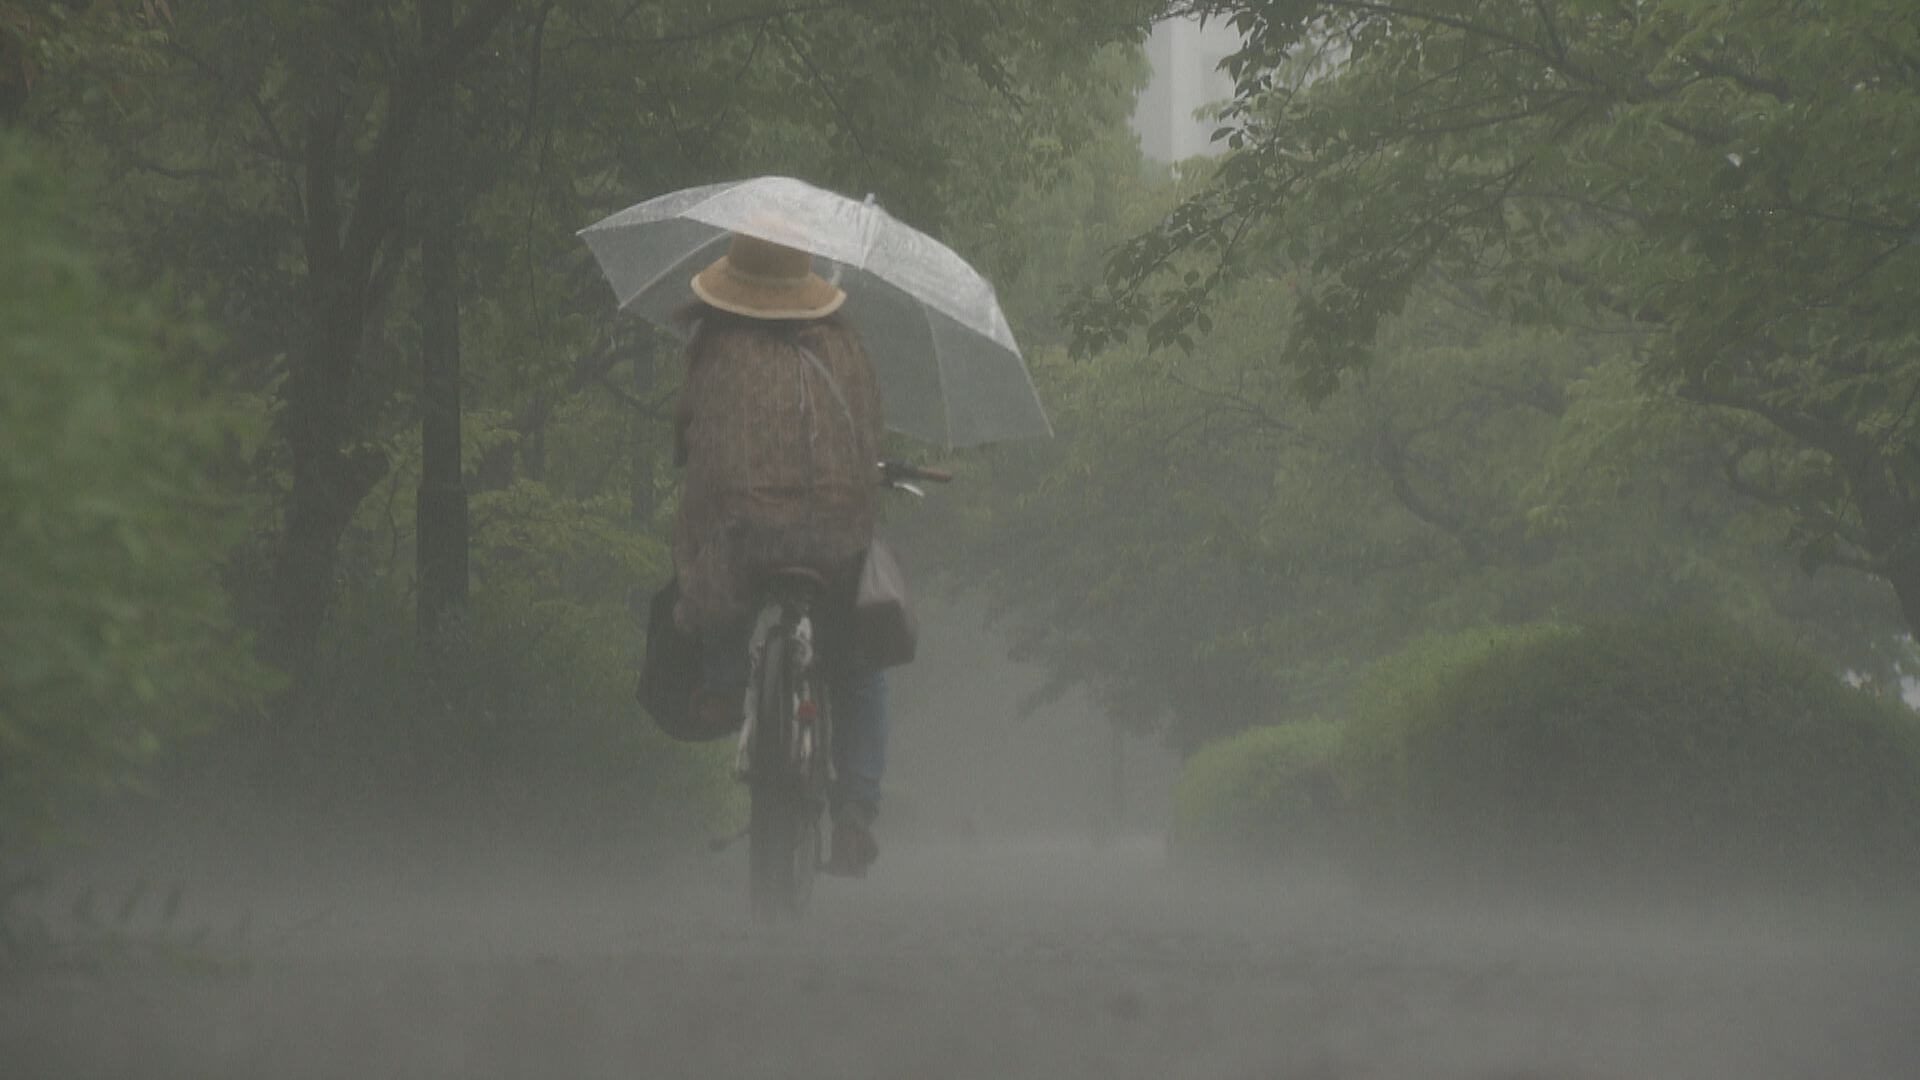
[884,598,1180,842]
[6,835,1917,1079]
[6,608,1919,1080]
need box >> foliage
[1374,613,1920,891]
[237,580,736,859]
[1335,623,1564,821]
[0,133,270,854]
[18,0,1915,885]
[894,1,1919,756]
[1169,717,1343,860]
[0,1,1163,851]
[911,203,1910,751]
[1173,614,1920,893]
[10,0,1162,679]
[250,417,728,854]
[1081,0,1920,636]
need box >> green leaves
[925,163,1910,751]
[1337,613,1920,889]
[1078,0,1920,639]
[0,135,271,850]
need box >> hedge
[1171,615,1920,893]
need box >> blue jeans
[701,623,888,821]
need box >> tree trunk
[263,0,515,682]
[265,77,412,684]
[270,285,389,681]
[416,0,468,642]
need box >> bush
[156,583,737,870]
[1171,615,1920,895]
[1170,718,1345,862]
[1371,614,1920,891]
[1338,623,1569,824]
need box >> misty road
[6,835,1919,1080]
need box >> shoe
[823,817,879,878]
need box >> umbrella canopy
[578,176,1052,449]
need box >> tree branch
[438,0,519,75]
[1374,429,1481,559]
[505,0,558,161]
[645,2,848,47]
[1682,51,1791,102]
[775,17,873,164]
[1161,370,1323,450]
[124,156,217,180]
[1319,0,1605,89]
[164,37,295,166]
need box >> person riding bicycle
[671,231,888,877]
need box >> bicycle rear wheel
[747,630,821,920]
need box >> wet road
[6,835,1920,1079]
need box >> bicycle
[733,459,949,920]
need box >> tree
[897,112,1908,751]
[0,134,268,850]
[416,0,469,640]
[1079,1,1920,637]
[940,289,1905,750]
[24,0,1161,691]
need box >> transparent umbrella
[578,176,1051,449]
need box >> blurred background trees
[4,0,1917,886]
[0,132,268,855]
[1,0,1162,857]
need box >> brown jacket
[671,311,884,631]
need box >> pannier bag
[636,578,724,741]
[853,539,918,669]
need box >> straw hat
[691,233,846,320]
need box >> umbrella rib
[576,182,742,305]
[604,231,721,309]
[579,182,733,235]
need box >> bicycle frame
[733,462,948,919]
[737,577,835,776]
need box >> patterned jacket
[670,311,884,632]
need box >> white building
[1130,16,1243,163]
